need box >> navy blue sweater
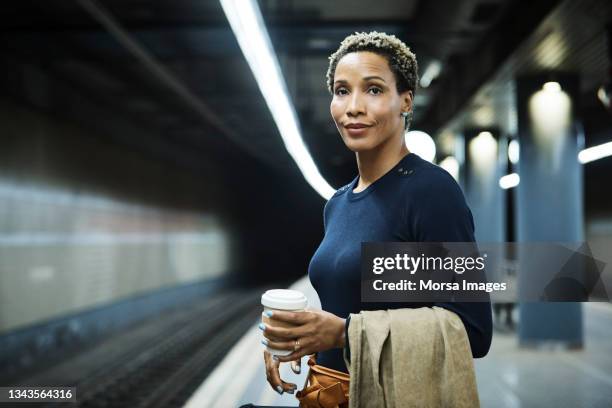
[308,152,492,373]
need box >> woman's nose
[347,93,365,116]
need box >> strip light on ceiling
[499,173,520,189]
[499,140,612,188]
[219,0,335,200]
[419,60,442,88]
[578,141,612,164]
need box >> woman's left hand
[260,308,346,363]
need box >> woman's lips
[345,125,371,137]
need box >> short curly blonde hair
[326,31,419,96]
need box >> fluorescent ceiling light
[597,85,611,108]
[220,0,335,199]
[468,131,497,174]
[578,141,612,164]
[508,139,519,164]
[438,156,459,181]
[405,130,436,162]
[419,60,442,88]
[499,173,520,189]
[542,81,562,92]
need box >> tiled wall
[0,97,235,334]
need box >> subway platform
[185,278,612,408]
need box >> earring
[401,111,412,130]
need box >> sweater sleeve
[407,168,493,358]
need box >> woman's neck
[354,139,410,192]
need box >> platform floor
[184,278,612,408]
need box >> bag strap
[296,355,349,408]
[308,363,350,382]
[297,382,347,408]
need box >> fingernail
[261,338,268,346]
[272,355,279,361]
[286,388,295,394]
[276,385,284,395]
[264,310,273,318]
[258,323,266,331]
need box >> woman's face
[330,51,412,153]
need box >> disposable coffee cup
[261,289,308,356]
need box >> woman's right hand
[263,350,301,395]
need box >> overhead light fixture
[219,0,335,199]
[499,173,520,189]
[508,139,519,164]
[468,131,497,176]
[419,60,442,88]
[528,83,571,144]
[542,81,562,92]
[578,141,612,164]
[597,84,611,109]
[469,131,497,159]
[405,130,436,162]
[438,156,459,180]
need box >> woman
[241,31,492,407]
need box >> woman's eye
[368,87,382,95]
[335,88,348,96]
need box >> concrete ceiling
[2,0,609,191]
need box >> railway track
[7,288,263,408]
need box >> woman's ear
[401,90,413,113]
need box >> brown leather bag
[296,355,350,408]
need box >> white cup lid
[261,289,308,310]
